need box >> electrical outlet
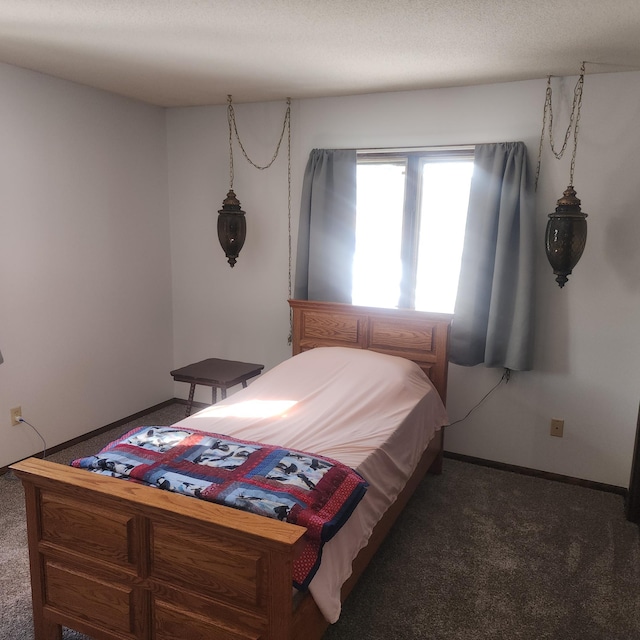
[550,418,564,437]
[10,406,22,426]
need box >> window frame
[356,146,475,310]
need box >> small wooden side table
[170,358,264,416]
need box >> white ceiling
[0,0,638,108]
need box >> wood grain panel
[369,318,433,354]
[41,493,135,568]
[45,560,136,636]
[301,311,362,346]
[150,581,266,637]
[151,520,265,608]
[290,299,452,404]
[154,600,262,640]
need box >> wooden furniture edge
[626,402,640,521]
[11,457,307,548]
[12,457,308,640]
[288,299,452,404]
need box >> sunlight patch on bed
[191,399,298,419]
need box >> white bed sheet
[174,347,449,623]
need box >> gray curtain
[449,142,535,371]
[294,149,357,302]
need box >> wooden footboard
[12,457,307,640]
[12,430,442,640]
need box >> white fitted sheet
[173,347,448,623]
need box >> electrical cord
[447,367,511,427]
[9,371,509,461]
[16,417,48,459]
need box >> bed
[12,300,452,640]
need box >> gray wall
[0,63,173,468]
[167,73,640,487]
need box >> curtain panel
[294,143,535,371]
[449,142,535,371]
[294,149,357,302]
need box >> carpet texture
[325,460,640,640]
[1,402,185,640]
[2,404,640,639]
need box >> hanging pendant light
[545,186,588,288]
[536,63,589,288]
[217,95,291,269]
[218,96,245,267]
[217,189,246,267]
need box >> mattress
[174,346,449,623]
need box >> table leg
[186,383,196,417]
[220,388,226,401]
[212,387,217,404]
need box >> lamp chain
[227,95,291,172]
[535,62,585,190]
[569,65,585,186]
[227,95,235,189]
[226,95,293,344]
[287,102,293,345]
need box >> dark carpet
[2,403,639,639]
[325,460,640,640]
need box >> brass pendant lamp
[218,95,291,268]
[217,188,246,268]
[536,63,588,288]
[218,96,246,267]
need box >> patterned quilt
[71,425,368,589]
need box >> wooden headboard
[289,300,452,404]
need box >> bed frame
[12,300,452,640]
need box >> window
[352,148,474,314]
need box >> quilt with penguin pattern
[71,425,368,588]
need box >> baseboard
[444,450,626,496]
[172,398,209,411]
[5,407,624,498]
[0,398,189,476]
